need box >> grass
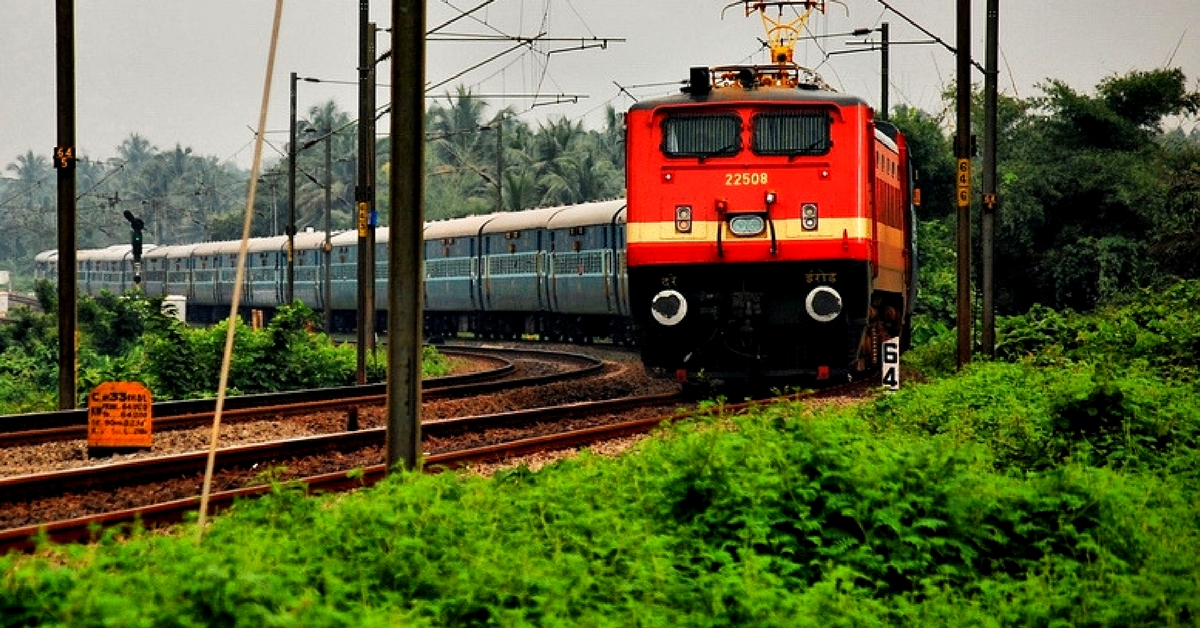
[3,358,1200,626]
[5,283,1200,626]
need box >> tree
[997,68,1200,311]
[1,151,56,275]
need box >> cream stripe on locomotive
[629,218,908,293]
[627,217,885,243]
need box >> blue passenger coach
[35,199,632,343]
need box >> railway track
[0,346,600,448]
[0,392,686,553]
[0,345,877,555]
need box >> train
[623,1,917,388]
[36,2,918,391]
[34,198,634,345]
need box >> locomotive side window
[661,114,741,158]
[752,111,831,156]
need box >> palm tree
[1,151,56,272]
[293,100,356,230]
[117,134,157,169]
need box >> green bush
[867,361,1200,479]
[4,382,1199,626]
[0,296,450,411]
[996,280,1200,382]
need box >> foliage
[892,69,1200,322]
[994,279,1200,383]
[141,303,371,399]
[423,90,624,220]
[4,363,1200,625]
[76,290,166,357]
[909,219,957,330]
[0,283,60,412]
[994,68,1200,313]
[0,296,449,412]
[890,105,955,220]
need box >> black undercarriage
[629,261,892,390]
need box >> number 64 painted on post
[881,337,900,390]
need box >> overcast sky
[2,0,1198,170]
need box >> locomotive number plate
[725,172,769,186]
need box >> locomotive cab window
[661,114,741,159]
[752,111,831,156]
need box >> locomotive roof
[629,83,867,112]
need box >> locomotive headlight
[801,203,819,231]
[651,290,688,327]
[728,214,766,237]
[675,205,692,233]
[805,285,842,322]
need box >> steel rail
[1,347,604,446]
[0,392,682,507]
[0,393,691,554]
[0,382,869,553]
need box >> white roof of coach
[78,245,134,263]
[291,230,332,253]
[245,235,290,253]
[478,206,563,235]
[329,230,361,247]
[545,199,627,230]
[423,213,497,241]
[190,240,240,257]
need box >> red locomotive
[625,1,916,390]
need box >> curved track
[0,392,684,553]
[0,346,600,447]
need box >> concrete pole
[55,0,78,409]
[287,72,298,304]
[981,0,1000,357]
[955,0,973,369]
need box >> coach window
[661,114,741,159]
[752,111,831,156]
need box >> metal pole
[367,22,378,362]
[323,130,333,333]
[356,0,371,389]
[981,0,999,357]
[287,72,297,304]
[387,0,425,472]
[880,22,889,120]
[496,119,503,212]
[55,0,78,410]
[955,0,973,369]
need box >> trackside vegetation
[3,282,1200,626]
[0,287,452,413]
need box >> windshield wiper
[694,141,739,162]
[783,138,829,160]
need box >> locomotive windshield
[752,111,831,156]
[661,114,741,158]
